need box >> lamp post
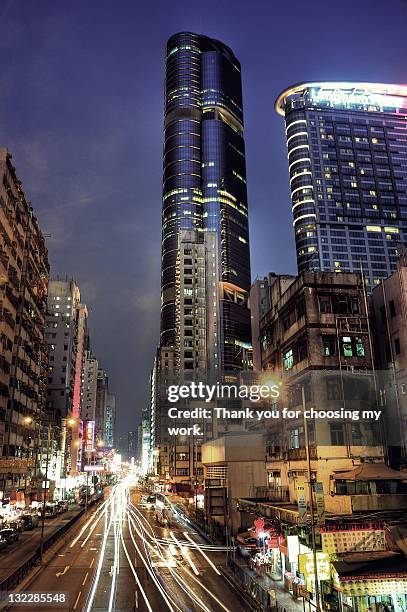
[39,423,51,564]
[24,415,76,564]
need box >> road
[0,506,83,583]
[6,480,250,612]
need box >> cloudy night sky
[0,0,406,439]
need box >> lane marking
[73,591,82,610]
[89,557,95,568]
[82,571,89,586]
[56,565,70,577]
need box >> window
[175,468,189,476]
[319,296,331,314]
[330,422,345,445]
[355,337,365,357]
[326,378,341,400]
[322,335,336,356]
[342,336,353,357]
[395,338,401,355]
[283,349,294,370]
[296,298,305,319]
[283,313,292,331]
[389,300,396,318]
[289,428,300,449]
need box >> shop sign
[296,482,307,524]
[321,524,386,554]
[341,578,407,596]
[0,458,35,470]
[315,482,325,525]
[299,552,331,581]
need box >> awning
[332,462,406,481]
[389,525,407,556]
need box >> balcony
[254,486,290,502]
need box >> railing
[254,486,290,502]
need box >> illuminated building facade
[161,32,251,371]
[275,83,407,290]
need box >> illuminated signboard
[299,552,331,582]
[84,420,95,452]
[308,87,405,111]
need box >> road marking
[58,554,65,557]
[56,565,70,577]
[89,547,98,551]
[89,557,95,568]
[73,591,82,610]
[82,572,89,586]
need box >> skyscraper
[161,32,251,371]
[275,83,407,289]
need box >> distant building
[128,431,137,459]
[0,148,49,505]
[104,393,116,448]
[81,350,98,423]
[276,82,407,290]
[95,368,108,446]
[45,279,88,476]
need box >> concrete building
[258,271,392,515]
[250,274,296,370]
[202,432,267,533]
[104,393,116,448]
[0,148,50,505]
[371,260,407,469]
[45,280,81,417]
[95,368,108,446]
[81,350,98,423]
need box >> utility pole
[302,385,321,612]
[39,423,51,564]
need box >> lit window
[283,349,294,370]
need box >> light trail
[170,531,200,576]
[70,497,109,548]
[181,567,232,612]
[84,489,114,612]
[183,532,221,575]
[127,501,211,611]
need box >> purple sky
[1,0,406,439]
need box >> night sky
[1,0,406,440]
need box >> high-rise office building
[161,32,251,371]
[275,83,407,289]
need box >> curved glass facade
[276,83,407,289]
[161,32,251,370]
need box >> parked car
[57,500,69,512]
[0,538,8,552]
[44,504,57,518]
[0,528,20,544]
[21,514,39,530]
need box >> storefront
[331,556,407,612]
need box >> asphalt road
[0,506,83,583]
[5,483,249,612]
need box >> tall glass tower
[275,82,407,290]
[161,32,251,370]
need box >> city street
[7,481,250,612]
[0,506,83,584]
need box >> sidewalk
[226,557,305,612]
